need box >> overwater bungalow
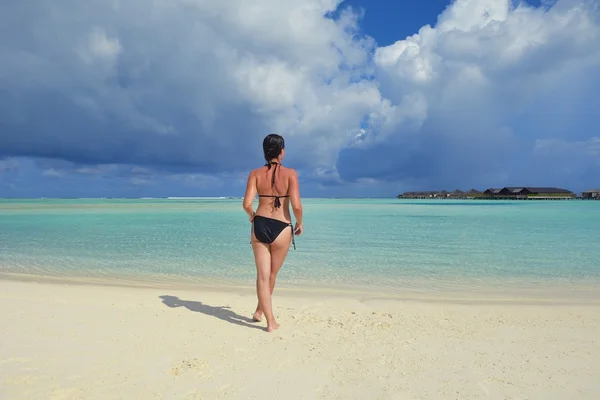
[582,189,600,199]
[465,189,482,197]
[481,187,575,199]
[398,188,482,199]
[397,191,438,199]
[397,187,574,200]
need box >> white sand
[1,277,599,400]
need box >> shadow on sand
[159,295,264,331]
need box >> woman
[242,133,303,332]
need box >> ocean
[1,198,599,295]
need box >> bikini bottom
[251,215,296,249]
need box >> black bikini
[251,161,296,249]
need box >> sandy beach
[1,277,599,400]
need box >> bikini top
[258,161,289,208]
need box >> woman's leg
[252,267,280,321]
[251,239,279,332]
[253,226,292,322]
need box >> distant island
[397,187,600,200]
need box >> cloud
[0,0,383,177]
[41,168,63,178]
[1,0,599,196]
[0,158,19,173]
[534,136,600,157]
[528,136,600,188]
[337,0,600,190]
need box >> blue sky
[1,0,599,198]
[343,0,455,46]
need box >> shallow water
[1,198,599,293]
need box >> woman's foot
[252,311,263,322]
[266,321,280,332]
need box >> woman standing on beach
[242,133,303,332]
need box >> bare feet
[254,310,279,332]
[252,311,263,322]
[266,321,280,332]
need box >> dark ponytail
[262,134,285,188]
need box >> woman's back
[254,163,294,222]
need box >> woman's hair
[262,133,285,163]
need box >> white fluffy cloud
[1,0,599,196]
[339,0,600,189]
[369,0,600,141]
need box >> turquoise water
[1,198,599,291]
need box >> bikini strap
[265,161,279,188]
[262,161,286,208]
[291,223,296,250]
[257,194,289,208]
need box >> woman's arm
[242,171,257,220]
[288,170,303,226]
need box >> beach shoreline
[2,269,600,306]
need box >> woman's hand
[293,222,303,236]
[249,211,255,223]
